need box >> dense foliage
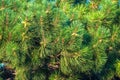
[0,0,120,80]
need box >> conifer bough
[0,0,120,80]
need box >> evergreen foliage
[0,0,120,80]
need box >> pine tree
[0,0,120,80]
